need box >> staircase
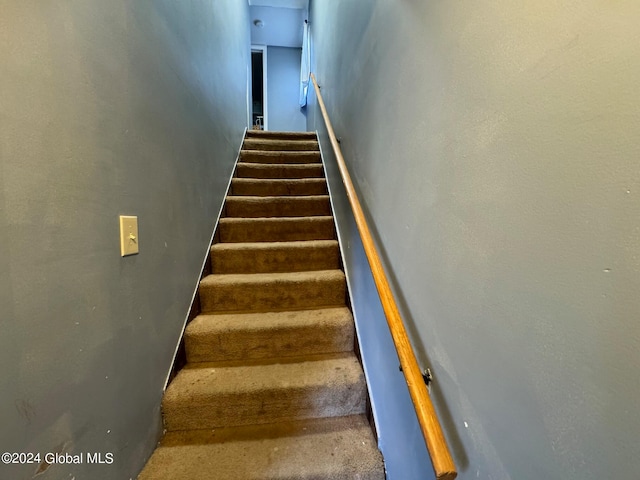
[138,130,385,480]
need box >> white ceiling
[249,0,308,48]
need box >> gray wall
[309,1,640,479]
[0,1,249,479]
[267,46,306,131]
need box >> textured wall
[267,46,306,131]
[0,1,249,479]
[309,1,640,479]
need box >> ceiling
[249,0,308,48]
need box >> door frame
[251,45,268,131]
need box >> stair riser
[185,320,354,363]
[219,218,335,242]
[231,179,328,196]
[236,163,324,179]
[243,139,319,151]
[199,275,346,312]
[239,151,321,164]
[163,382,366,430]
[225,196,331,218]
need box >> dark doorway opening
[251,49,265,130]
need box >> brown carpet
[137,130,385,479]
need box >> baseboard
[163,128,247,391]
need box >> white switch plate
[119,215,139,256]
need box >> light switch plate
[119,215,139,256]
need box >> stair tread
[226,194,330,200]
[236,163,324,179]
[220,215,333,223]
[240,150,320,155]
[137,415,384,480]
[232,178,326,184]
[230,178,328,196]
[187,306,351,335]
[165,352,363,399]
[219,215,333,222]
[162,353,367,429]
[243,139,319,151]
[210,239,339,274]
[238,162,322,169]
[211,239,338,252]
[239,150,322,164]
[225,195,331,218]
[185,307,354,362]
[200,269,345,287]
[218,216,335,242]
[246,130,317,138]
[198,269,345,313]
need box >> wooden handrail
[310,74,457,480]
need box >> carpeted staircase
[138,130,385,479]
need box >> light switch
[119,215,139,256]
